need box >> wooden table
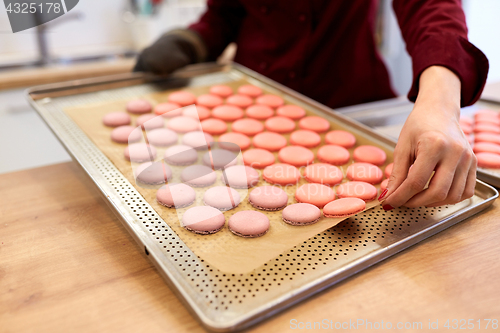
[2,162,500,332]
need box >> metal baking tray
[337,97,500,188]
[26,63,498,332]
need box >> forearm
[414,66,461,119]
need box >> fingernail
[378,189,388,201]
[382,204,394,211]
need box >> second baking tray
[338,97,500,188]
[26,63,498,331]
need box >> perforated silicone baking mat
[63,78,387,274]
[27,64,498,331]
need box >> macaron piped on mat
[282,203,321,226]
[228,211,270,238]
[182,206,225,235]
[323,198,366,218]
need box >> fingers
[381,143,412,200]
[408,159,465,208]
[423,150,476,207]
[382,152,440,209]
[461,154,477,201]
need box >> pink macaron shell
[324,130,356,148]
[265,116,296,133]
[157,183,196,208]
[182,131,214,150]
[167,116,200,133]
[474,132,500,145]
[222,165,260,188]
[253,132,287,151]
[154,102,183,118]
[226,94,253,109]
[353,145,387,166]
[168,91,196,106]
[146,128,178,147]
[256,94,284,108]
[276,105,306,120]
[164,145,198,166]
[304,163,343,186]
[298,116,330,133]
[335,181,378,202]
[182,206,226,234]
[384,163,394,179]
[219,132,251,151]
[475,115,500,125]
[245,105,274,120]
[103,112,131,127]
[317,145,351,166]
[203,186,241,211]
[323,197,366,218]
[111,126,142,144]
[200,118,228,135]
[474,123,500,134]
[229,211,270,237]
[380,179,389,192]
[473,142,500,155]
[278,145,315,167]
[196,94,224,108]
[136,114,164,130]
[209,85,233,98]
[212,105,244,122]
[180,165,217,187]
[126,99,152,114]
[135,161,172,185]
[282,203,321,225]
[295,183,336,208]
[290,130,321,148]
[249,186,288,211]
[124,143,157,162]
[475,109,498,118]
[476,152,500,169]
[238,85,263,97]
[263,163,301,185]
[346,162,384,184]
[243,149,275,169]
[232,118,265,136]
[182,105,211,121]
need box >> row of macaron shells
[103,84,393,236]
[459,109,500,169]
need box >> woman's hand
[380,66,477,209]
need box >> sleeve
[189,0,247,61]
[393,0,489,106]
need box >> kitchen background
[0,0,498,174]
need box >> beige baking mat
[65,79,393,274]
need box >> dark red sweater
[189,0,488,108]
